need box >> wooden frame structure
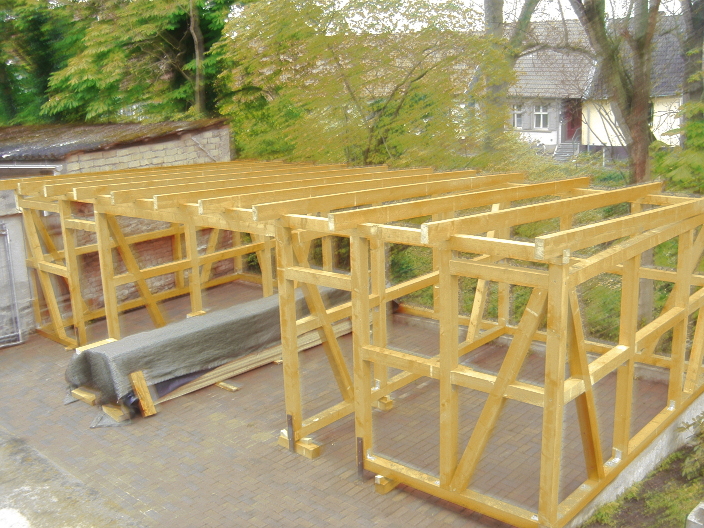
[269,177,704,527]
[6,161,704,527]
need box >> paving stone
[0,282,668,527]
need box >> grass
[585,447,704,528]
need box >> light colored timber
[115,167,423,208]
[329,175,588,231]
[253,172,520,221]
[128,371,157,417]
[65,165,387,200]
[102,403,130,422]
[535,198,704,260]
[199,170,476,216]
[71,387,99,406]
[12,159,704,528]
[422,182,662,244]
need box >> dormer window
[534,105,549,129]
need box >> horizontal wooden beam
[329,175,590,231]
[366,456,538,528]
[283,267,352,291]
[449,259,549,289]
[365,345,439,378]
[422,182,662,244]
[17,198,60,214]
[35,260,68,277]
[18,160,291,195]
[250,172,499,222]
[536,198,704,260]
[63,164,380,200]
[144,167,425,210]
[569,214,704,286]
[64,218,97,232]
[450,235,537,261]
[198,241,264,265]
[198,168,442,214]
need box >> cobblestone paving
[0,282,668,527]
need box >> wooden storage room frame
[6,161,704,527]
[270,178,704,528]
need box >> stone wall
[64,126,230,173]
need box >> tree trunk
[569,0,660,183]
[0,57,16,120]
[189,0,206,116]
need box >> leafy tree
[0,0,89,124]
[216,0,512,166]
[41,0,235,122]
[654,100,704,191]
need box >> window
[511,104,523,128]
[648,101,654,127]
[534,105,549,129]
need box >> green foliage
[41,0,236,122]
[654,101,704,193]
[467,133,623,184]
[0,0,89,124]
[585,448,703,528]
[587,501,620,526]
[679,413,704,481]
[216,0,513,165]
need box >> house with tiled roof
[581,16,685,157]
[507,20,594,159]
[509,16,684,160]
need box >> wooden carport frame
[6,161,704,527]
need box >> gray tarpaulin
[65,287,349,404]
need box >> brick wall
[66,126,232,312]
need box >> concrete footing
[565,391,704,527]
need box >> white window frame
[511,104,524,128]
[534,104,549,129]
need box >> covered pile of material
[65,287,348,404]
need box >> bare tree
[568,0,660,183]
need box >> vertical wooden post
[59,200,87,345]
[184,221,204,317]
[233,231,242,274]
[322,236,334,272]
[438,242,459,488]
[276,221,302,448]
[253,233,275,297]
[613,256,639,457]
[670,230,693,405]
[492,203,511,327]
[172,223,185,290]
[431,211,450,319]
[350,232,372,478]
[94,212,120,340]
[370,236,389,391]
[538,254,570,527]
